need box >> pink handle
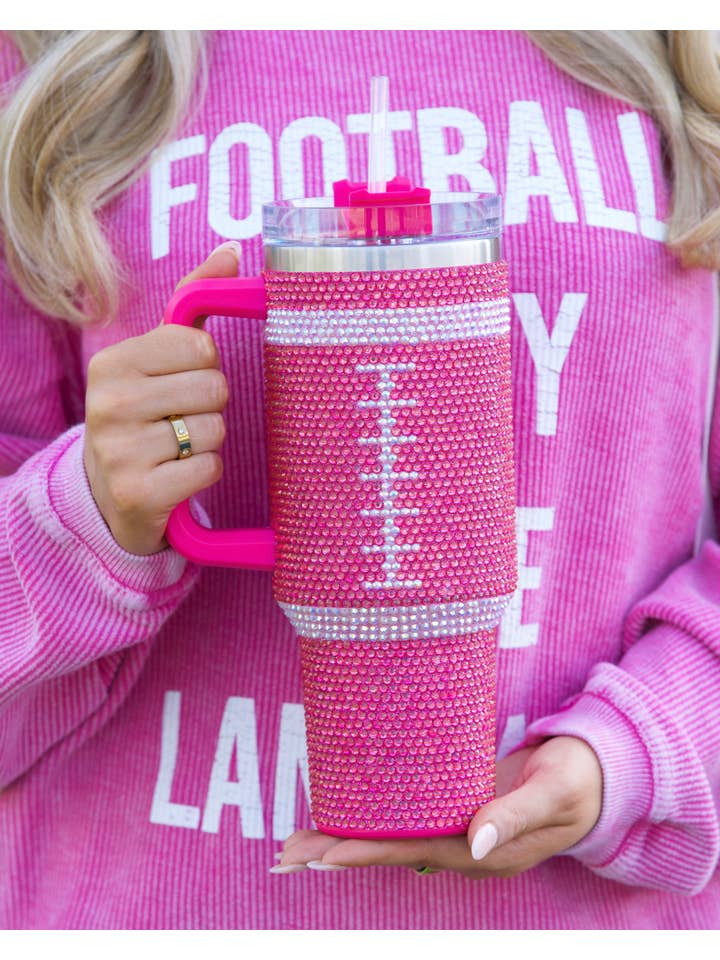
[162,276,275,570]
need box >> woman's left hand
[275,736,603,877]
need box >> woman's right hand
[83,242,241,556]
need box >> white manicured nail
[273,852,283,861]
[471,822,498,861]
[269,863,307,874]
[306,860,348,871]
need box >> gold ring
[168,415,192,459]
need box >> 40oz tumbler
[163,177,517,838]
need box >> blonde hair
[0,30,718,327]
[528,31,720,271]
[0,30,205,325]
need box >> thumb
[467,767,559,862]
[174,240,242,292]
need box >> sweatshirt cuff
[41,425,203,605]
[522,684,654,868]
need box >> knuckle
[208,412,226,447]
[93,435,125,473]
[206,369,229,409]
[84,397,102,432]
[86,384,118,427]
[86,351,105,384]
[87,345,118,383]
[142,325,172,358]
[203,451,224,483]
[108,473,143,515]
[154,323,185,351]
[186,452,223,494]
[193,329,219,367]
[506,803,529,837]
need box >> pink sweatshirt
[1,30,719,929]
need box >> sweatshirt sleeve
[521,307,720,895]
[0,285,203,789]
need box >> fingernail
[306,860,348,871]
[471,822,498,861]
[273,852,283,861]
[268,863,307,874]
[208,240,241,259]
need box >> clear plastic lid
[262,194,502,248]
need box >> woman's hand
[274,736,602,877]
[83,242,241,556]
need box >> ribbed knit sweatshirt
[1,31,719,929]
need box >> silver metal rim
[264,237,500,273]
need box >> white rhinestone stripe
[265,299,510,345]
[278,595,513,642]
[356,361,423,591]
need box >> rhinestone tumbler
[163,178,517,838]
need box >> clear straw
[367,75,389,193]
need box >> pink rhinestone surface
[265,336,515,607]
[301,631,496,837]
[263,262,515,837]
[265,261,509,311]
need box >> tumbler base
[314,822,472,840]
